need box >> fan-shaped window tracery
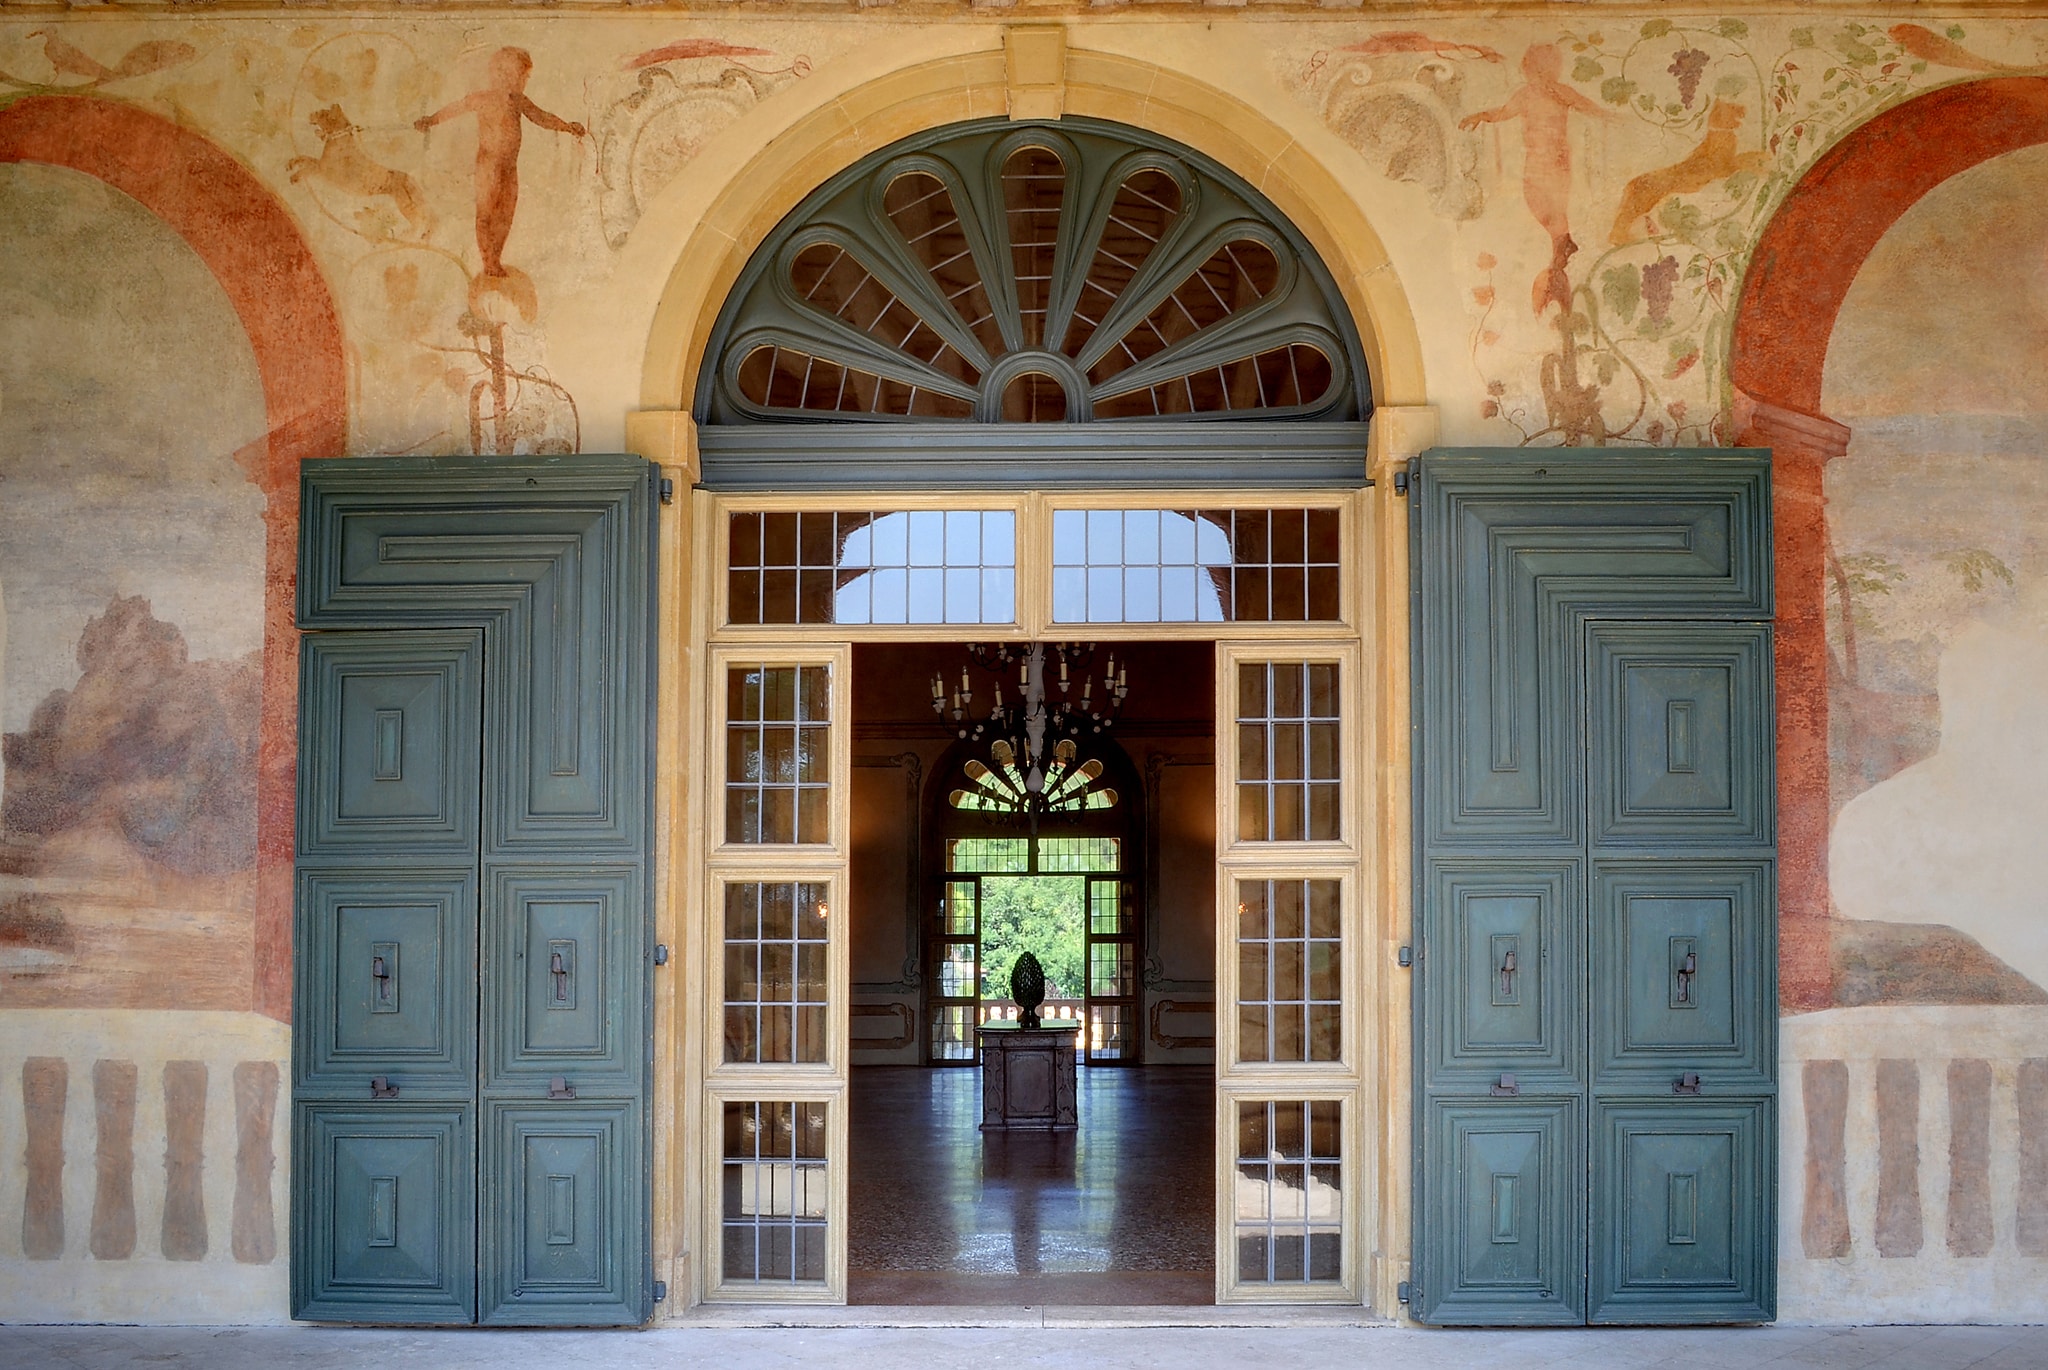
[702,118,1366,427]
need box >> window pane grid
[1088,880,1123,935]
[1235,1099,1342,1285]
[946,837,1029,873]
[721,1101,829,1285]
[725,664,831,845]
[1039,835,1121,872]
[929,1004,975,1061]
[1088,1004,1131,1061]
[1236,661,1341,843]
[727,510,1016,626]
[1236,879,1341,1064]
[1051,508,1340,624]
[723,882,829,1065]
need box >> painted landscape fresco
[0,161,268,1009]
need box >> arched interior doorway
[924,723,1143,1065]
[685,115,1377,1309]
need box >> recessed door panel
[1414,453,1776,1327]
[296,457,657,1328]
[488,513,650,855]
[298,871,477,1100]
[295,1104,476,1322]
[1588,624,1771,847]
[1418,1099,1583,1325]
[1592,862,1772,1092]
[300,632,483,856]
[1424,862,1578,1093]
[1589,1100,1773,1323]
[486,867,640,1091]
[481,1101,643,1324]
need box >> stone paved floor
[2,1322,2046,1369]
[848,1064,1212,1304]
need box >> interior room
[844,640,1218,1305]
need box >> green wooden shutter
[1412,450,1777,1326]
[293,455,658,1326]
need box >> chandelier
[934,643,1127,822]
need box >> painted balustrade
[1780,1005,2048,1323]
[0,1010,288,1323]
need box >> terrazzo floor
[847,1064,1214,1305]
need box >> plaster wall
[1,4,2045,1327]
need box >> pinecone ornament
[1010,951,1046,1029]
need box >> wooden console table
[976,1021,1080,1131]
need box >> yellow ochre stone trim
[1006,25,1067,120]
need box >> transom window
[700,119,1365,429]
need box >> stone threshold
[675,1303,1395,1329]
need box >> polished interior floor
[848,1065,1214,1305]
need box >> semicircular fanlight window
[1085,239,1281,387]
[1060,166,1184,359]
[788,241,981,389]
[949,738,1119,817]
[1002,145,1067,349]
[1000,371,1069,423]
[881,171,1005,360]
[736,344,975,418]
[708,120,1362,424]
[1093,342,1334,419]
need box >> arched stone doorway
[679,111,1382,1309]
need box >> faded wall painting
[0,162,268,1010]
[1821,144,2048,1008]
[1286,18,2048,448]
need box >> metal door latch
[1499,948,1518,997]
[548,1076,577,1100]
[550,950,570,1003]
[1490,1072,1520,1097]
[1673,1071,1703,1096]
[1676,949,1698,1004]
[370,1075,400,1099]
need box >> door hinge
[653,943,670,966]
[658,477,675,505]
[652,1279,668,1303]
[1397,945,1413,968]
[1394,458,1419,495]
[1397,1279,1415,1304]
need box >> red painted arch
[0,95,348,1022]
[1733,76,2048,412]
[1731,76,2048,1010]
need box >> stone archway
[1730,76,2048,1010]
[0,95,348,1019]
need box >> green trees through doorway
[979,876,1085,1002]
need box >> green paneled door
[293,456,658,1326]
[1412,451,1776,1326]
